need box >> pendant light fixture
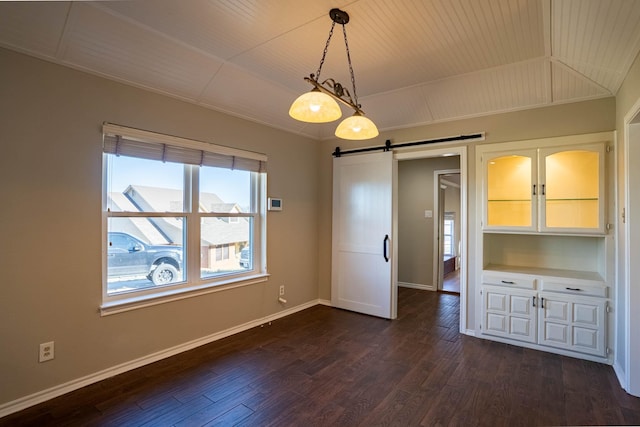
[289,8,379,140]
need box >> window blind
[102,123,267,173]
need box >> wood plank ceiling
[1,0,639,140]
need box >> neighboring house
[109,185,249,271]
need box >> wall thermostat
[268,198,282,211]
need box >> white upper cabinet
[481,135,608,235]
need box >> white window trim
[100,273,270,316]
[101,124,268,314]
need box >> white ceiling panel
[0,2,70,58]
[100,0,352,61]
[58,3,226,100]
[552,0,640,94]
[231,14,345,95]
[552,60,610,102]
[342,0,544,88]
[1,0,639,140]
[199,61,304,132]
[425,59,548,121]
[360,87,435,131]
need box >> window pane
[107,155,185,213]
[199,166,251,213]
[444,236,452,255]
[107,217,185,295]
[201,217,252,278]
[443,217,455,256]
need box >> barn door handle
[383,235,390,262]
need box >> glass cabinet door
[485,150,537,230]
[540,144,605,233]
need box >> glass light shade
[289,88,342,123]
[334,112,379,140]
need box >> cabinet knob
[565,287,582,291]
[501,280,516,285]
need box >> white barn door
[331,151,397,319]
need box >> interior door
[331,151,396,319]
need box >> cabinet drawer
[541,281,607,297]
[482,272,536,289]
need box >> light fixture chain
[342,24,359,108]
[315,21,337,82]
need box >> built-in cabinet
[481,268,607,357]
[476,132,614,363]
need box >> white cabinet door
[538,143,606,234]
[482,149,538,232]
[482,285,537,343]
[539,292,606,356]
[331,152,396,319]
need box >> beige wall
[614,50,640,379]
[397,157,460,287]
[0,48,320,406]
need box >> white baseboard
[398,281,436,291]
[0,299,323,418]
[318,299,332,306]
[613,360,627,391]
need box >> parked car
[107,232,182,285]
[239,247,251,268]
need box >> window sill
[100,273,270,316]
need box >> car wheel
[151,263,178,285]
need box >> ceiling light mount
[329,8,349,25]
[289,8,379,140]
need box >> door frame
[621,96,640,396]
[396,146,468,333]
[433,169,461,291]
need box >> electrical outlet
[39,341,54,362]
[279,285,285,296]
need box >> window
[443,212,455,257]
[102,123,267,310]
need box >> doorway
[435,170,461,293]
[396,146,468,333]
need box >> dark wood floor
[442,270,460,293]
[3,288,640,426]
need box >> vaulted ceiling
[2,0,639,140]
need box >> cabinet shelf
[489,198,598,202]
[488,199,531,202]
[546,198,598,201]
